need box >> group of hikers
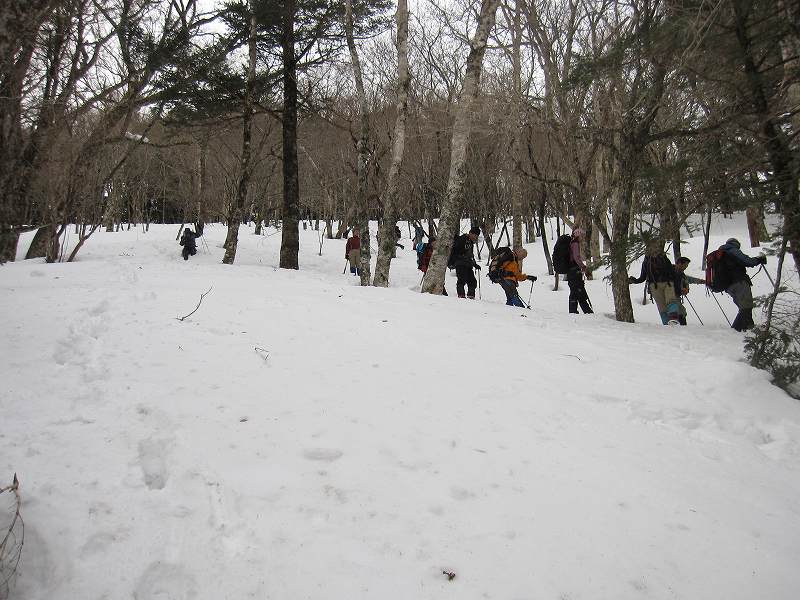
[344,224,768,332]
[178,220,766,332]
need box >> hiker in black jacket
[717,238,766,332]
[628,239,681,324]
[180,227,199,261]
[448,226,481,299]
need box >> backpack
[647,254,674,283]
[488,246,515,283]
[552,234,573,274]
[706,249,733,293]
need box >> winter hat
[677,256,691,265]
[469,226,481,235]
[726,238,740,248]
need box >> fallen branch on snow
[177,286,213,322]
[0,474,23,600]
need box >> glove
[627,276,636,284]
[759,255,767,265]
[527,275,537,282]
[473,263,481,270]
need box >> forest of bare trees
[0,0,798,383]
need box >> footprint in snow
[138,437,171,490]
[303,448,343,462]
[133,562,197,600]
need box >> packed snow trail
[1,218,799,600]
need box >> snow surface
[2,216,799,600]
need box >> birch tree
[422,0,501,295]
[344,0,372,284]
[223,0,258,264]
[373,0,410,287]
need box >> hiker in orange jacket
[498,248,536,307]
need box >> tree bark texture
[422,0,501,294]
[510,0,523,252]
[223,2,257,265]
[279,0,300,269]
[373,0,410,288]
[344,0,372,284]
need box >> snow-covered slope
[2,217,799,600]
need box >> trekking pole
[684,295,704,326]
[758,264,776,287]
[476,267,482,299]
[710,292,732,326]
[527,280,534,308]
[342,260,348,275]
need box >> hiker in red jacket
[345,229,361,276]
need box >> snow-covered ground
[2,215,799,600]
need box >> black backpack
[705,249,734,293]
[488,246,515,283]
[552,234,572,274]
[647,254,674,283]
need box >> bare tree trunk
[538,192,553,275]
[344,0,372,284]
[510,0,523,251]
[25,224,55,259]
[746,204,761,248]
[422,0,500,294]
[279,0,300,269]
[373,0,410,288]
[609,153,636,323]
[223,2,257,264]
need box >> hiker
[566,228,593,314]
[628,238,680,324]
[494,247,537,307]
[716,238,766,332]
[673,257,705,325]
[418,237,447,295]
[417,236,434,273]
[345,228,361,276]
[448,226,481,299]
[179,227,199,261]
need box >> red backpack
[705,249,733,293]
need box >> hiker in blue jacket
[718,238,766,332]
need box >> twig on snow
[0,474,24,600]
[254,346,270,362]
[442,570,456,581]
[177,286,213,322]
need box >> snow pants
[500,279,525,307]
[455,264,476,299]
[182,245,196,260]
[348,249,361,276]
[649,281,680,324]
[726,279,754,331]
[567,268,593,314]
